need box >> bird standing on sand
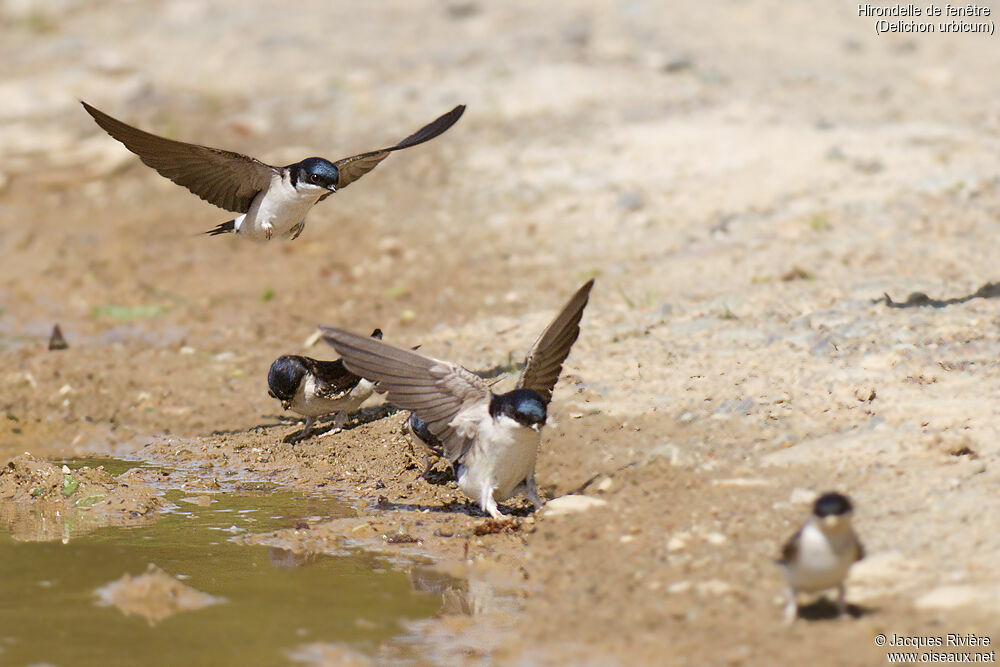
[267,329,383,441]
[777,491,865,624]
[322,280,594,518]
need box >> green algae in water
[0,489,443,666]
[61,475,79,496]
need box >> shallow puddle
[0,459,445,666]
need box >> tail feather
[204,220,235,236]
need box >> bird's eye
[311,174,322,183]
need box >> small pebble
[667,532,690,552]
[668,580,692,594]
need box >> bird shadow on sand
[204,422,287,438]
[419,465,456,486]
[371,498,476,515]
[278,404,402,443]
[796,598,876,622]
[372,491,539,520]
[207,405,401,439]
[878,281,1000,309]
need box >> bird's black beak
[326,184,337,192]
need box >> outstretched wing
[320,326,488,462]
[331,104,465,190]
[82,101,277,213]
[516,279,595,404]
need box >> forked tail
[204,220,235,236]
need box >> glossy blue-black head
[268,355,307,407]
[813,492,853,518]
[490,388,547,430]
[293,157,339,191]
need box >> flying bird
[82,101,465,241]
[777,491,865,624]
[322,280,595,518]
[267,329,383,441]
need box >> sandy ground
[3,0,1000,664]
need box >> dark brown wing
[332,104,465,190]
[82,101,277,213]
[320,326,487,462]
[778,527,802,565]
[854,534,865,562]
[301,358,362,400]
[516,279,595,404]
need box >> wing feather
[516,279,595,403]
[332,104,465,189]
[82,101,276,213]
[320,326,487,462]
[779,527,801,565]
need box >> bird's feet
[419,454,434,480]
[783,590,798,625]
[289,221,305,240]
[263,222,273,240]
[481,488,504,519]
[284,416,315,443]
[317,411,348,438]
[836,585,849,619]
[521,475,545,510]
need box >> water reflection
[267,547,320,570]
[0,465,445,666]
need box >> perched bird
[404,412,446,478]
[777,491,865,624]
[267,329,383,441]
[81,101,465,242]
[322,279,595,518]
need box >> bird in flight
[82,101,465,242]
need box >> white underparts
[234,172,328,242]
[454,410,542,518]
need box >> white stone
[542,495,608,517]
[667,581,691,594]
[667,532,691,552]
[915,585,1000,612]
[697,580,735,596]
[789,488,817,505]
[711,477,772,488]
